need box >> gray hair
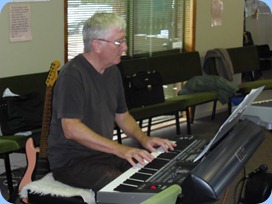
[83,12,126,52]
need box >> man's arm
[115,112,176,153]
[61,118,153,166]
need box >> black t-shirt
[48,54,127,170]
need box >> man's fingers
[127,150,154,167]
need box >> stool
[20,173,95,204]
[0,135,30,202]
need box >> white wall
[245,0,272,47]
[195,0,244,56]
[246,14,272,47]
[194,0,245,118]
[0,0,64,78]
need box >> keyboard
[97,135,208,203]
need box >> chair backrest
[256,44,272,58]
[140,184,182,204]
[0,72,47,100]
[118,57,150,77]
[149,52,203,85]
[118,57,165,109]
[227,45,260,74]
[118,52,202,86]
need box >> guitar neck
[39,86,53,158]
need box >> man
[47,12,176,192]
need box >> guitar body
[19,60,60,203]
[19,138,39,193]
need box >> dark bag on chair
[124,71,165,109]
[0,92,43,135]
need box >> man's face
[97,28,127,67]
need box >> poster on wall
[211,0,223,27]
[9,3,32,42]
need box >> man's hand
[116,145,154,167]
[140,136,177,153]
[116,136,176,167]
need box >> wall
[195,0,244,57]
[194,0,245,118]
[245,0,272,47]
[0,0,64,78]
[246,14,272,47]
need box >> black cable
[234,178,244,204]
[234,164,269,203]
[238,169,247,204]
[234,167,247,204]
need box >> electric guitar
[19,60,60,197]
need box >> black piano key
[130,173,151,181]
[139,168,157,174]
[157,152,178,160]
[144,159,169,170]
[114,184,138,192]
[175,139,194,151]
[123,179,143,186]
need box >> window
[65,0,187,62]
[183,0,196,52]
[129,0,184,56]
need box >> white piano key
[100,146,165,192]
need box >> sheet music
[194,86,265,162]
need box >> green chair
[141,184,182,204]
[204,46,272,94]
[227,46,272,93]
[0,135,31,202]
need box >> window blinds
[66,0,184,60]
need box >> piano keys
[240,99,272,130]
[97,136,207,204]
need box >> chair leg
[147,118,152,136]
[175,112,181,135]
[228,101,232,115]
[139,120,143,128]
[190,106,196,123]
[115,126,122,144]
[185,108,192,135]
[211,100,217,120]
[3,153,14,199]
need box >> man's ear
[91,40,102,53]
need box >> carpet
[0,168,24,203]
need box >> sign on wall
[211,0,223,27]
[9,3,32,42]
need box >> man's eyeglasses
[96,38,126,47]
